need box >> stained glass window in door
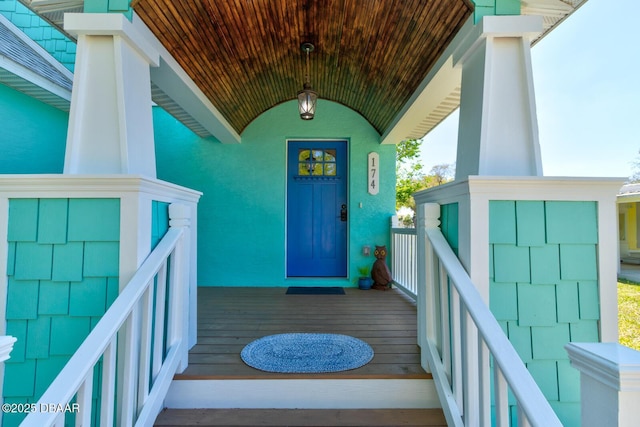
[298,148,337,176]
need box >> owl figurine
[371,245,393,290]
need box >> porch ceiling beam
[131,14,241,144]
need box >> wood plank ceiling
[132,0,473,136]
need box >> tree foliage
[395,139,455,213]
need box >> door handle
[340,204,347,222]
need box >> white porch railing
[390,224,418,299]
[392,204,562,426]
[21,203,191,427]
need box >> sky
[419,0,640,179]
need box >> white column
[63,13,160,177]
[416,202,440,371]
[566,343,640,427]
[453,16,543,180]
[169,203,192,372]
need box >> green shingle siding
[472,0,521,23]
[37,199,68,244]
[517,284,556,326]
[0,0,76,72]
[546,201,598,244]
[3,198,120,427]
[152,200,171,248]
[68,199,120,241]
[14,242,53,280]
[493,245,530,282]
[7,199,38,241]
[489,201,516,244]
[489,200,599,427]
[52,242,84,281]
[440,203,459,254]
[516,201,546,246]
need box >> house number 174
[368,152,379,195]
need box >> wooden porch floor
[178,286,429,380]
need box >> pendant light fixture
[297,42,318,120]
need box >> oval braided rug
[240,333,374,373]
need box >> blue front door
[287,141,347,277]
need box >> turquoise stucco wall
[0,0,76,71]
[0,84,67,174]
[489,200,599,426]
[3,198,120,426]
[155,100,396,287]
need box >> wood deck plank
[180,287,429,380]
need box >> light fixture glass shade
[297,83,318,120]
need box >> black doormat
[286,286,345,295]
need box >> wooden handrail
[425,228,562,426]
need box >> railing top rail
[21,227,183,426]
[426,228,562,427]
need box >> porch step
[162,378,440,410]
[154,408,447,426]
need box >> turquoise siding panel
[557,360,580,401]
[530,245,560,284]
[527,360,559,400]
[531,325,570,359]
[5,279,39,320]
[25,317,51,359]
[516,201,546,246]
[507,321,532,362]
[3,198,120,426]
[556,283,580,323]
[68,199,120,241]
[7,199,38,241]
[33,357,68,397]
[489,200,599,427]
[7,242,16,276]
[50,317,91,355]
[471,0,521,23]
[0,0,75,71]
[151,201,170,248]
[569,320,599,342]
[52,242,84,281]
[2,359,36,396]
[38,281,70,315]
[490,281,518,320]
[578,281,600,319]
[489,201,516,244]
[83,242,119,276]
[517,284,556,326]
[440,203,459,254]
[546,201,597,244]
[559,245,597,280]
[14,242,53,280]
[37,199,68,244]
[69,278,109,316]
[493,245,530,282]
[154,100,395,287]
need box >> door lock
[340,204,347,222]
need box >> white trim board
[164,379,439,409]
